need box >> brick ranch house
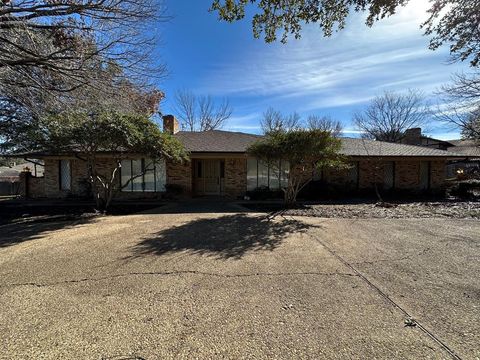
[17,115,464,200]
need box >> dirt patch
[240,201,480,219]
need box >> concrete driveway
[0,205,478,359]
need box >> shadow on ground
[0,217,97,248]
[128,213,312,260]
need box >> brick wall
[167,161,192,195]
[44,158,99,198]
[44,159,62,198]
[326,159,446,192]
[430,160,446,190]
[31,156,447,199]
[224,158,247,198]
[18,171,42,198]
[395,161,420,190]
[358,159,384,189]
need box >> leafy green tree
[27,111,188,211]
[248,129,344,206]
[211,0,480,67]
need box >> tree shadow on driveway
[0,216,96,248]
[128,214,313,260]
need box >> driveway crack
[307,232,462,360]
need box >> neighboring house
[400,128,453,150]
[445,140,480,178]
[400,128,480,178]
[14,116,464,200]
[0,162,44,196]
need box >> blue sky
[155,0,470,139]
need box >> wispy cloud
[163,0,468,138]
[196,0,465,109]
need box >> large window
[384,161,395,190]
[420,161,431,190]
[246,158,290,191]
[346,161,359,188]
[59,159,71,191]
[121,158,166,192]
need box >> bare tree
[173,89,232,131]
[437,72,480,142]
[261,107,301,133]
[354,89,430,142]
[0,0,167,94]
[441,72,480,103]
[307,115,343,137]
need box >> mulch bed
[241,201,480,219]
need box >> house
[14,115,465,200]
[400,128,480,178]
[400,128,453,150]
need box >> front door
[203,159,221,195]
[193,159,224,195]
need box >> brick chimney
[402,128,422,146]
[162,115,180,134]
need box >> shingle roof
[446,139,480,158]
[174,130,261,153]
[174,130,464,157]
[340,137,463,157]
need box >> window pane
[60,160,71,191]
[280,161,290,188]
[269,161,280,190]
[384,162,395,190]
[247,158,257,191]
[155,159,167,192]
[258,160,269,188]
[420,161,430,190]
[121,160,132,191]
[220,160,225,179]
[347,162,359,186]
[197,161,202,178]
[144,159,155,192]
[131,159,143,192]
